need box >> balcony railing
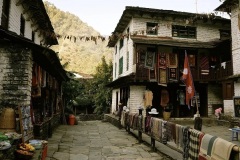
[135,61,233,82]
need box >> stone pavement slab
[46,121,171,160]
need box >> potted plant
[163,103,173,120]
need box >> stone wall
[0,44,33,108]
[207,84,223,116]
[128,85,145,114]
[229,6,239,116]
[132,17,229,42]
[231,6,240,75]
[78,114,104,121]
[103,114,121,128]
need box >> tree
[89,56,112,115]
[62,78,83,106]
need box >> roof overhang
[106,74,135,88]
[130,35,224,49]
[0,27,68,81]
[106,74,161,88]
[215,0,238,13]
[17,0,58,45]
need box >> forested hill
[44,2,113,75]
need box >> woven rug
[211,137,237,160]
[198,134,217,160]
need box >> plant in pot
[163,103,173,120]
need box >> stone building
[216,0,240,117]
[0,0,68,141]
[107,6,232,118]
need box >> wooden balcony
[135,61,233,82]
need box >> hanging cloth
[160,89,169,107]
[144,90,153,108]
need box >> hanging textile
[150,117,162,141]
[162,120,167,144]
[182,52,195,107]
[167,53,178,68]
[211,138,237,160]
[121,111,126,127]
[160,89,169,107]
[179,90,185,105]
[145,115,152,134]
[188,129,204,160]
[158,68,167,84]
[183,126,190,160]
[132,113,139,130]
[165,121,176,143]
[198,134,217,160]
[144,90,153,108]
[200,55,209,75]
[188,54,196,67]
[32,63,38,87]
[178,125,185,150]
[144,51,155,69]
[158,53,167,69]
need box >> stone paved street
[46,121,172,160]
[45,119,240,160]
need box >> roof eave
[215,0,238,12]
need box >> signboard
[233,96,240,117]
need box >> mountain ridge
[44,1,113,75]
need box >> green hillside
[44,2,113,75]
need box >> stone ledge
[78,114,103,121]
[103,114,121,128]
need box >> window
[119,57,123,75]
[146,22,158,35]
[1,0,10,29]
[126,51,129,71]
[119,38,124,50]
[127,27,130,39]
[32,31,35,42]
[115,62,117,78]
[172,25,196,38]
[223,81,233,100]
[115,45,117,54]
[20,15,25,36]
[116,91,118,111]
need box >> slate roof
[108,6,230,47]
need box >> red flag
[182,52,195,106]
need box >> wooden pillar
[138,108,143,143]
[151,137,156,151]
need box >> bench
[229,128,240,141]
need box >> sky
[44,0,226,36]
